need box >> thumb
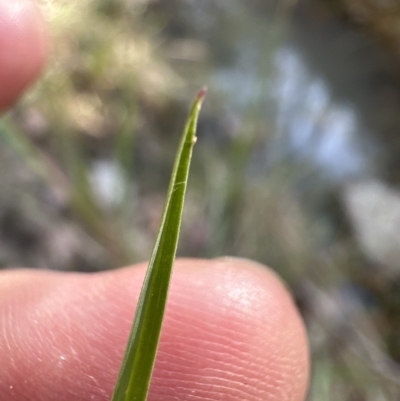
[0,258,309,401]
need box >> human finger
[0,258,309,401]
[0,0,48,111]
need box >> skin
[0,0,47,111]
[0,1,309,400]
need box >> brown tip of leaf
[197,86,208,101]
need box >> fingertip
[0,0,48,110]
[0,258,309,401]
[154,258,309,401]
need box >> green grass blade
[111,87,207,401]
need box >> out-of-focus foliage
[1,0,183,270]
[325,0,400,62]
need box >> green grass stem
[111,87,207,401]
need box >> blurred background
[2,0,400,398]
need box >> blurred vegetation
[2,0,183,269]
[2,0,400,400]
[325,0,400,62]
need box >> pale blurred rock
[342,180,400,274]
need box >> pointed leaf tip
[197,86,208,101]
